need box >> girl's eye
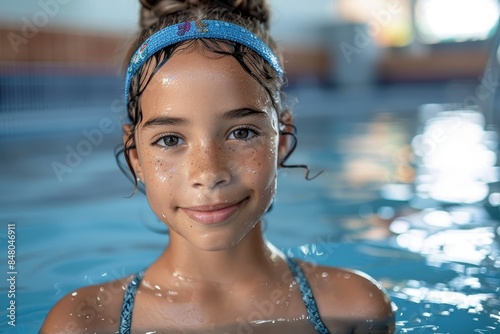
[228,127,258,140]
[155,135,183,148]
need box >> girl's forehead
[149,46,257,85]
[140,47,275,117]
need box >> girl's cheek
[230,137,278,180]
[141,145,178,184]
[153,158,178,183]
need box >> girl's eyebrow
[142,108,267,129]
[142,116,187,129]
[221,108,268,120]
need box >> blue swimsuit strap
[118,259,329,334]
[118,270,144,334]
[286,258,330,334]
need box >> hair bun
[139,0,270,29]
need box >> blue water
[1,83,499,333]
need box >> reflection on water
[382,104,500,333]
[411,105,498,204]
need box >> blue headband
[124,19,283,103]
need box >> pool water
[1,84,499,333]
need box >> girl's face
[127,47,284,251]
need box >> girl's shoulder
[295,260,395,332]
[40,275,134,334]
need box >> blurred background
[0,0,499,333]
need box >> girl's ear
[122,124,144,180]
[278,110,293,167]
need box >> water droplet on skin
[369,292,374,298]
[344,273,351,279]
[71,292,78,297]
[155,285,161,290]
[321,272,329,278]
[99,287,104,292]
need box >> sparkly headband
[124,19,283,103]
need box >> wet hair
[119,0,319,192]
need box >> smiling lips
[180,199,247,224]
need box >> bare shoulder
[40,276,132,334]
[296,261,395,333]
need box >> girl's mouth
[180,198,247,224]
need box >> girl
[41,1,395,333]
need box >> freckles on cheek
[153,160,178,183]
[141,148,178,185]
[232,139,278,186]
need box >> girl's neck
[155,222,283,285]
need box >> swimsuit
[117,258,330,334]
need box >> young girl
[41,1,395,333]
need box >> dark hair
[119,0,319,193]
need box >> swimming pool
[1,83,499,333]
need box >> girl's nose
[188,142,231,189]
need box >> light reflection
[411,108,497,204]
[415,0,500,43]
[390,278,496,323]
[422,210,452,227]
[390,219,411,234]
[489,193,500,206]
[395,227,495,265]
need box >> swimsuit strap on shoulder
[117,270,145,334]
[118,261,329,334]
[286,258,330,334]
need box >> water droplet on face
[344,273,351,279]
[321,272,329,278]
[71,291,78,297]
